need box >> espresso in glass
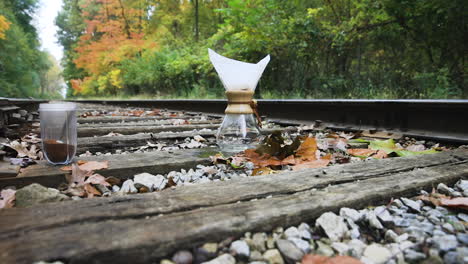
[39,103,77,165]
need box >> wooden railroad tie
[0,149,467,263]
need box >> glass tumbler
[39,103,77,165]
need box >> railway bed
[0,99,467,264]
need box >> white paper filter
[208,49,270,91]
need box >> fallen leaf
[440,197,468,210]
[348,149,377,157]
[281,155,297,165]
[0,189,16,209]
[394,149,438,157]
[369,139,438,157]
[3,140,38,159]
[84,183,101,198]
[210,153,228,164]
[85,174,111,186]
[296,137,318,160]
[373,150,388,159]
[105,176,121,186]
[66,163,88,186]
[252,167,277,176]
[302,254,363,264]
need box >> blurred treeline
[3,0,467,99]
[0,0,64,98]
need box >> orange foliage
[72,0,156,94]
[0,15,11,39]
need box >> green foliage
[0,0,51,98]
[58,0,466,99]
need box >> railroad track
[0,98,467,263]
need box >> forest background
[0,0,466,99]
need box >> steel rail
[70,99,468,143]
[1,98,467,143]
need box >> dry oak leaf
[0,189,16,209]
[302,254,363,264]
[296,137,318,160]
[244,149,282,167]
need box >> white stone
[121,179,138,194]
[230,240,250,257]
[134,173,167,191]
[201,254,235,264]
[263,249,284,264]
[288,238,310,254]
[340,207,363,222]
[315,212,349,242]
[362,244,392,264]
[374,206,393,223]
[284,226,300,239]
[331,242,349,255]
[347,239,366,258]
[366,211,384,229]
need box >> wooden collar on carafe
[225,89,254,114]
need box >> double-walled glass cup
[39,103,77,165]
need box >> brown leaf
[84,183,101,198]
[0,189,16,209]
[281,155,297,165]
[296,137,318,160]
[302,254,363,264]
[440,197,468,210]
[105,176,121,186]
[373,150,388,159]
[348,149,377,157]
[63,186,85,197]
[85,173,111,186]
[417,195,442,207]
[66,163,87,186]
[79,161,109,171]
[210,153,228,164]
[244,149,282,168]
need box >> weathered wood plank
[77,124,221,136]
[0,148,217,189]
[0,150,467,263]
[75,127,304,154]
[78,119,219,128]
[78,115,214,124]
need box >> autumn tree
[0,0,51,97]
